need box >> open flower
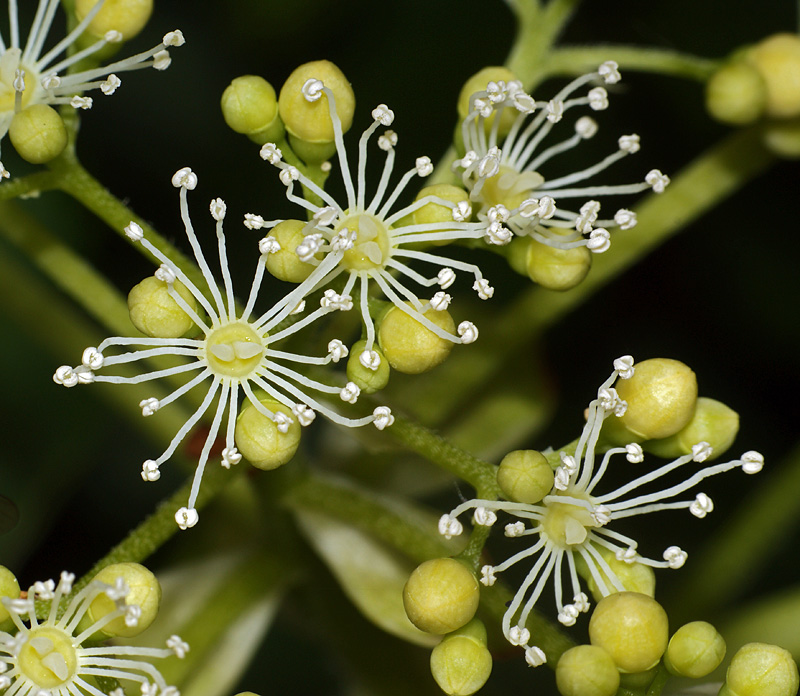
[439,356,763,666]
[454,62,668,255]
[0,571,186,696]
[53,167,392,529]
[0,0,184,177]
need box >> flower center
[480,166,544,210]
[541,492,596,548]
[0,49,37,113]
[204,322,265,379]
[17,627,78,689]
[337,213,391,271]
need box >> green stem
[0,171,58,201]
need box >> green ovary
[541,495,596,548]
[480,166,544,210]
[18,627,78,689]
[338,214,391,271]
[205,322,265,379]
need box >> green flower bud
[578,546,655,601]
[430,619,492,696]
[403,558,480,635]
[556,644,620,696]
[234,398,301,470]
[762,116,800,158]
[9,104,67,164]
[221,75,284,145]
[506,236,532,276]
[706,60,767,125]
[664,621,726,678]
[0,566,20,627]
[378,303,455,374]
[525,235,592,291]
[645,397,739,460]
[75,0,153,41]
[618,667,658,691]
[589,592,669,673]
[615,358,698,440]
[346,340,390,394]
[721,643,799,696]
[496,450,554,504]
[265,220,316,283]
[128,276,197,338]
[413,184,470,232]
[750,34,800,118]
[458,66,520,137]
[84,563,161,637]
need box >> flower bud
[525,236,592,291]
[762,116,800,158]
[378,303,455,374]
[234,397,301,470]
[706,60,767,125]
[9,104,67,164]
[413,184,470,231]
[346,340,390,394]
[645,397,739,460]
[577,546,655,602]
[458,66,520,137]
[0,566,20,626]
[556,644,620,696]
[664,621,726,678]
[496,450,554,504]
[264,220,316,283]
[430,619,492,696]
[720,643,799,696]
[750,34,800,118]
[128,276,197,338]
[589,592,669,673]
[84,563,161,637]
[615,358,698,440]
[75,0,152,41]
[403,558,480,635]
[221,75,284,145]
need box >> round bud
[589,592,669,673]
[265,220,316,283]
[234,398,301,470]
[458,66,520,137]
[9,104,67,164]
[526,236,592,291]
[0,566,20,626]
[128,276,197,338]
[615,358,698,440]
[664,621,726,678]
[750,34,800,118]
[556,644,620,696]
[762,116,800,158]
[346,340,390,394]
[706,60,767,125]
[496,450,554,504]
[84,563,161,637]
[221,75,284,145]
[75,0,153,41]
[506,237,532,276]
[378,303,456,374]
[578,546,655,602]
[645,397,739,460]
[721,642,799,696]
[430,619,492,696]
[413,184,470,231]
[403,558,480,635]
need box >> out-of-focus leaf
[720,585,800,658]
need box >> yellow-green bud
[645,397,739,460]
[589,592,669,673]
[403,558,480,635]
[413,184,470,232]
[265,220,316,283]
[556,645,620,696]
[578,546,655,601]
[706,61,767,125]
[664,621,726,678]
[762,116,800,158]
[525,236,592,291]
[750,34,800,118]
[84,563,161,637]
[615,358,698,440]
[9,104,67,164]
[378,303,455,374]
[346,340,390,394]
[75,0,153,41]
[458,67,520,137]
[497,450,554,504]
[221,75,284,145]
[128,276,197,338]
[234,398,301,470]
[720,643,799,696]
[0,566,20,626]
[430,619,492,696]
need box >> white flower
[0,571,185,696]
[54,168,390,528]
[440,356,763,662]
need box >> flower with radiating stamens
[439,355,763,664]
[53,167,392,529]
[453,62,668,255]
[251,82,496,370]
[0,571,186,696]
[0,0,184,175]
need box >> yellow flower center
[0,49,37,113]
[480,166,544,210]
[541,492,596,548]
[337,213,391,271]
[204,322,265,379]
[17,627,78,689]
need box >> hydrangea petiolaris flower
[454,62,669,258]
[0,570,187,696]
[53,167,393,530]
[0,0,184,176]
[438,355,764,667]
